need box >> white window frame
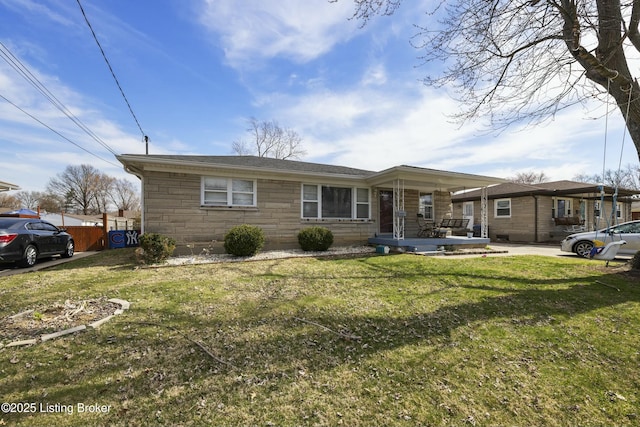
[554,198,572,218]
[594,201,621,219]
[301,184,370,219]
[201,177,257,207]
[419,192,434,220]
[494,198,511,218]
[355,188,371,219]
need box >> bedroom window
[302,184,369,219]
[494,198,511,218]
[202,177,256,206]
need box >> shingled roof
[453,180,639,201]
[118,155,374,177]
[117,154,506,192]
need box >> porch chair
[416,213,436,238]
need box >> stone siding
[453,195,633,243]
[143,171,378,253]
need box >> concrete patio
[368,235,490,253]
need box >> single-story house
[39,211,138,230]
[0,180,20,192]
[117,155,505,253]
[452,180,640,243]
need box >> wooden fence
[64,213,139,252]
[64,226,106,252]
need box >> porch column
[480,186,488,238]
[393,179,405,240]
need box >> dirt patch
[1,298,120,344]
[620,268,640,280]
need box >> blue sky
[1,0,638,192]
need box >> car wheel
[18,244,38,268]
[574,241,594,258]
[62,240,74,258]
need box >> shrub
[138,233,176,264]
[224,225,265,256]
[631,250,640,270]
[298,226,334,251]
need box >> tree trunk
[596,0,640,162]
[563,0,640,162]
[609,79,640,162]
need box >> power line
[0,92,121,168]
[76,0,147,141]
[0,41,118,156]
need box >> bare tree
[574,164,640,190]
[14,191,43,210]
[509,171,550,184]
[0,193,20,210]
[232,118,306,160]
[93,174,115,214]
[37,193,65,213]
[47,164,113,215]
[7,191,63,212]
[338,0,640,162]
[110,178,141,211]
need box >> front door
[379,190,394,233]
[463,201,474,230]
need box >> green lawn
[1,250,638,426]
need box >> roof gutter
[115,155,369,182]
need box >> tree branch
[627,0,640,52]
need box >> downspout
[125,166,145,235]
[533,195,539,243]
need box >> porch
[365,165,502,251]
[368,235,491,253]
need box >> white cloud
[0,0,77,28]
[361,63,387,86]
[197,0,358,67]
[259,67,636,181]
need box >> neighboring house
[0,180,20,192]
[117,155,504,253]
[452,180,639,243]
[40,212,138,230]
[39,212,100,227]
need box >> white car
[561,220,640,258]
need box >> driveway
[486,243,632,261]
[0,252,98,278]
[488,243,567,257]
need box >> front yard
[0,250,638,426]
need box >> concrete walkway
[463,242,633,261]
[0,251,98,278]
[487,243,567,257]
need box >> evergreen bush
[138,233,176,264]
[297,226,334,251]
[224,225,265,256]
